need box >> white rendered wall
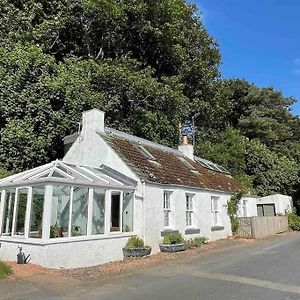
[237,195,258,217]
[143,183,233,253]
[0,235,132,269]
[257,194,293,215]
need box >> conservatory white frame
[0,161,136,244]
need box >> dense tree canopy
[0,0,300,204]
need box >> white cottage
[0,109,256,269]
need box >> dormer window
[137,145,157,161]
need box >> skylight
[137,145,157,161]
[194,157,229,174]
[179,157,198,172]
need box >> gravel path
[62,238,252,281]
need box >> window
[2,189,16,236]
[29,186,45,238]
[92,189,105,235]
[186,194,193,227]
[122,192,133,232]
[242,200,248,217]
[111,192,121,232]
[211,196,220,226]
[257,204,276,217]
[179,157,197,172]
[71,187,89,236]
[14,188,28,236]
[163,192,171,227]
[50,185,71,238]
[138,145,156,161]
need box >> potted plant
[123,236,151,257]
[159,232,187,252]
[50,225,62,238]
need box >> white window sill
[0,232,136,245]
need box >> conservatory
[0,160,137,268]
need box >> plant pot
[159,243,187,253]
[123,247,152,257]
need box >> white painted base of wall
[0,235,130,269]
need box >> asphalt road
[1,232,300,299]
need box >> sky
[193,0,300,115]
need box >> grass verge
[0,261,12,279]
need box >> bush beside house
[288,214,300,231]
[186,237,208,249]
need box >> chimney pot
[183,135,188,145]
[178,135,194,160]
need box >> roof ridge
[104,127,183,156]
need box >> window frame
[11,187,31,238]
[185,193,194,228]
[211,196,221,226]
[110,191,123,233]
[163,191,172,228]
[0,185,135,241]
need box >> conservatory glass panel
[2,189,15,235]
[111,193,121,232]
[122,192,133,232]
[92,189,105,235]
[29,186,45,238]
[71,187,89,236]
[14,188,28,236]
[50,185,71,238]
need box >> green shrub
[288,214,300,231]
[125,236,145,248]
[163,233,184,245]
[0,261,12,279]
[227,192,243,235]
[186,236,208,248]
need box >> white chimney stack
[178,135,194,160]
[82,109,105,134]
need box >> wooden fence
[236,216,288,239]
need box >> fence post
[250,217,255,239]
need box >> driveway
[1,232,300,299]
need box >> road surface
[1,232,300,299]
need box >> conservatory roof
[0,160,137,189]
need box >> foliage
[186,236,208,248]
[0,0,300,203]
[162,232,184,245]
[246,140,299,196]
[0,167,10,179]
[125,236,146,249]
[227,192,243,234]
[0,261,12,279]
[288,214,300,231]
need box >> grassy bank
[0,261,12,279]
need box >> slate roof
[102,128,242,193]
